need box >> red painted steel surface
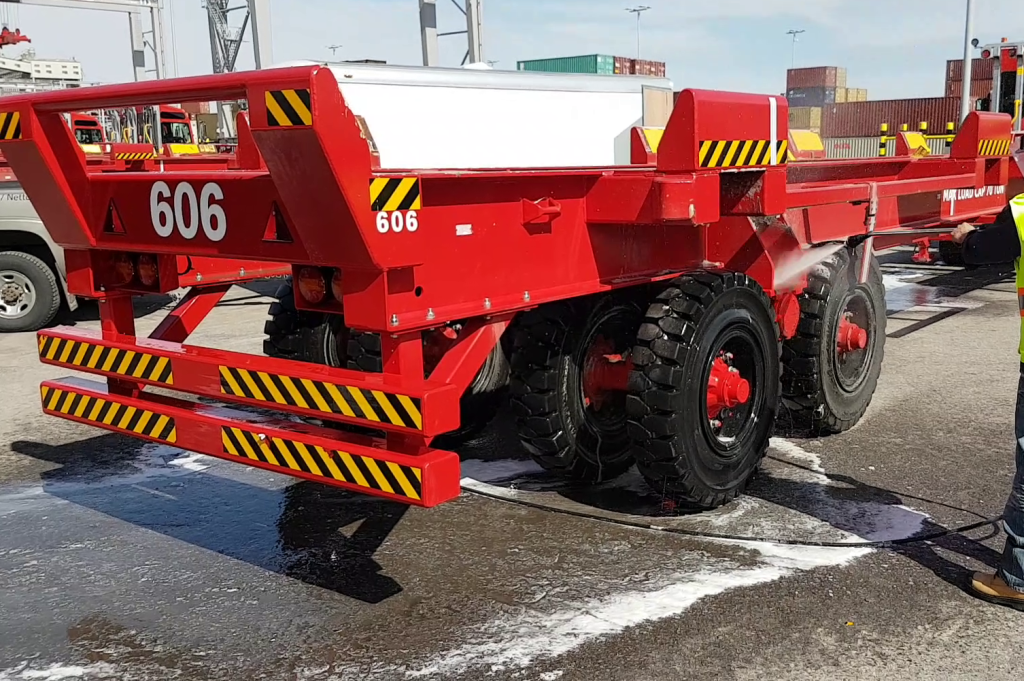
[36,325,461,436]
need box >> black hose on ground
[462,483,1001,549]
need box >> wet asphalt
[1,254,1023,681]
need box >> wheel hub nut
[707,356,751,419]
[1,282,23,305]
[837,318,868,354]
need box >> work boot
[971,572,1024,611]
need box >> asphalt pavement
[1,255,1022,681]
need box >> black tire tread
[780,248,886,434]
[510,298,635,482]
[262,280,336,365]
[627,272,780,509]
[0,250,61,333]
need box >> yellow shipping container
[789,106,822,131]
[834,88,848,103]
[848,88,868,102]
[836,67,848,89]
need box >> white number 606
[376,210,418,234]
[150,181,227,242]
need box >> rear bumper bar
[37,326,460,436]
[40,376,461,508]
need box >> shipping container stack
[786,64,979,158]
[516,54,666,78]
[944,57,994,99]
[786,66,868,135]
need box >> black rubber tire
[780,246,886,434]
[264,280,508,443]
[0,250,61,333]
[263,280,347,367]
[937,239,966,267]
[346,329,509,445]
[509,295,642,482]
[627,272,781,510]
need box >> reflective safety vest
[1014,193,1024,356]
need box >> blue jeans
[1001,369,1024,591]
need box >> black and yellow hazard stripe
[978,139,1012,156]
[698,139,788,168]
[0,112,21,140]
[265,89,312,127]
[222,426,423,501]
[369,176,421,212]
[218,366,422,430]
[41,385,177,443]
[115,152,158,161]
[37,335,174,385]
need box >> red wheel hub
[582,337,632,411]
[837,318,868,354]
[707,356,751,420]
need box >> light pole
[960,0,976,123]
[786,29,805,69]
[626,6,651,60]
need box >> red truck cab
[69,114,106,145]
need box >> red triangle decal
[104,200,126,234]
[261,202,292,243]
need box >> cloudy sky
[4,0,1024,100]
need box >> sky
[4,0,1024,100]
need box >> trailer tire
[937,239,966,267]
[346,329,510,445]
[627,272,780,510]
[0,251,61,333]
[263,280,348,367]
[780,246,886,434]
[510,295,641,482]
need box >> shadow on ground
[11,434,407,604]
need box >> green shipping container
[516,54,615,75]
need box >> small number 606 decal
[376,210,418,234]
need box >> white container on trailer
[268,60,674,169]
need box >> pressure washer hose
[462,483,1002,549]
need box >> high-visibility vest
[1013,193,1024,356]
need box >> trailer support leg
[149,284,232,343]
[99,295,136,340]
[98,295,138,397]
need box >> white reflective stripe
[769,97,778,165]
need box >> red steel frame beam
[40,376,460,508]
[0,66,1014,335]
[36,325,461,438]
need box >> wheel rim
[834,288,874,392]
[0,269,35,320]
[576,307,636,442]
[699,327,764,457]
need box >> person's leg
[973,367,1024,609]
[997,369,1024,591]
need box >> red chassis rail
[0,65,1016,507]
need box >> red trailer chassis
[1,65,1016,509]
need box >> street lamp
[626,6,651,60]
[960,0,976,122]
[786,29,805,69]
